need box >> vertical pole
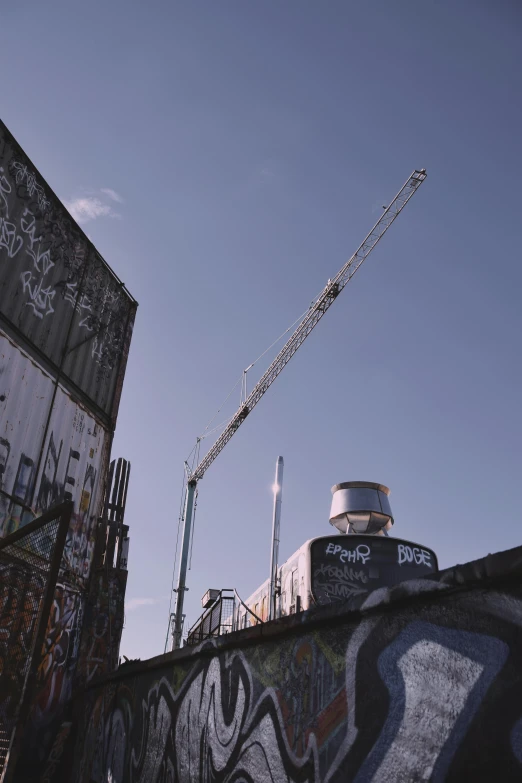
[269,457,284,621]
[172,480,197,649]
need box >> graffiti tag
[0,217,23,258]
[314,562,369,601]
[325,542,371,564]
[397,544,432,567]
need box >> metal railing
[186,589,235,646]
[185,589,264,647]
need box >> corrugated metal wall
[0,332,110,581]
[0,122,136,775]
[0,119,136,423]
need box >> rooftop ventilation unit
[202,589,220,609]
[329,481,393,535]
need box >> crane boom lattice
[190,169,426,483]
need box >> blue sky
[1,0,521,660]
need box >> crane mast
[171,168,427,649]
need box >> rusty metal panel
[0,332,110,580]
[0,119,136,422]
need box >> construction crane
[171,168,427,649]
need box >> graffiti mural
[35,588,84,717]
[12,561,128,780]
[71,551,522,782]
[76,651,317,783]
[14,586,85,775]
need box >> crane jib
[189,169,427,484]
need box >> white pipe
[269,456,284,621]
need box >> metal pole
[269,456,284,621]
[172,479,197,649]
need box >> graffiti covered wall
[0,119,136,421]
[71,547,522,782]
[20,585,85,763]
[0,120,136,779]
[14,564,128,779]
[0,333,109,580]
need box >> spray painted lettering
[314,563,369,601]
[11,161,50,212]
[0,124,136,395]
[325,542,371,565]
[397,544,432,567]
[0,217,23,258]
[20,270,56,319]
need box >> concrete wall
[68,546,522,782]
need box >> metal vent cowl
[329,481,394,535]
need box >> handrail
[185,588,265,646]
[234,589,264,625]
